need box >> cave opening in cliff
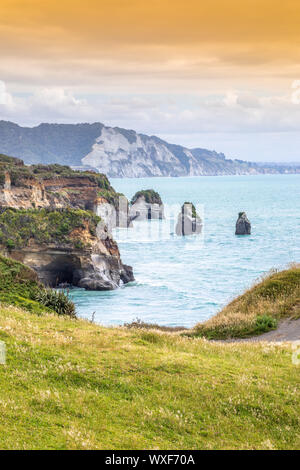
[44,255,82,287]
[55,265,76,286]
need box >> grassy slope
[0,254,53,314]
[0,255,75,316]
[0,305,299,450]
[192,265,300,339]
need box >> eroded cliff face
[0,171,129,230]
[6,231,133,290]
[81,126,300,177]
[0,157,134,290]
[1,171,106,212]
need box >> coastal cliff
[0,155,134,290]
[1,121,299,177]
[0,154,122,214]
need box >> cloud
[236,94,261,109]
[0,83,300,161]
[1,83,300,135]
[0,84,91,123]
[0,81,5,104]
[30,88,87,117]
[0,80,13,106]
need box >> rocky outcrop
[235,212,251,235]
[1,212,134,290]
[96,195,130,230]
[1,121,300,177]
[129,190,164,221]
[0,155,134,230]
[175,203,202,236]
[0,157,134,290]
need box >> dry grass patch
[191,265,300,340]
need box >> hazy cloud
[1,82,300,135]
[0,80,13,106]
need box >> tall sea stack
[235,212,251,235]
[176,202,202,236]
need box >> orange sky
[1,0,300,87]
[2,0,300,45]
[1,1,300,161]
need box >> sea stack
[176,202,202,236]
[129,190,164,221]
[235,212,251,235]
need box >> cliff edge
[0,155,134,290]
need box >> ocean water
[69,175,300,327]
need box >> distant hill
[0,120,299,177]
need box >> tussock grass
[191,265,300,340]
[0,304,299,449]
[124,318,187,332]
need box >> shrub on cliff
[31,164,114,190]
[0,208,100,249]
[97,188,125,207]
[182,202,198,218]
[0,254,76,316]
[0,154,23,166]
[0,157,122,205]
[131,189,162,205]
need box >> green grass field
[0,256,299,449]
[0,304,299,450]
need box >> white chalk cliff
[1,120,299,177]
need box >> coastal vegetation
[191,265,300,339]
[0,154,108,186]
[0,299,299,449]
[0,254,75,316]
[182,202,198,218]
[0,259,298,449]
[0,208,100,249]
[131,189,163,205]
[0,154,23,167]
[0,154,121,205]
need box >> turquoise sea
[69,175,300,327]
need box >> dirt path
[224,318,300,343]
